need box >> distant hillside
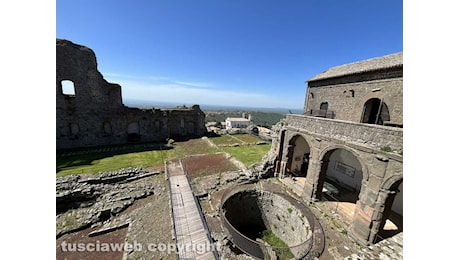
[123,98,301,128]
[123,98,303,114]
[205,111,287,128]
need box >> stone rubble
[56,168,158,238]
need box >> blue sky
[56,0,402,109]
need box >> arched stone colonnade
[275,129,403,245]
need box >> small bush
[380,146,393,152]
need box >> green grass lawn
[219,143,270,166]
[208,134,242,145]
[231,134,265,144]
[209,134,267,146]
[57,135,270,177]
[56,148,175,177]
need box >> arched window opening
[310,92,314,99]
[350,90,355,97]
[286,135,311,179]
[361,98,390,125]
[320,102,328,110]
[61,80,75,96]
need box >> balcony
[285,114,403,151]
[305,109,335,119]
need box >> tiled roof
[308,52,403,82]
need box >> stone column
[348,155,388,245]
[369,188,395,244]
[279,161,287,178]
[348,180,373,245]
[303,159,322,202]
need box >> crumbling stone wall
[56,39,206,150]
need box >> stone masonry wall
[285,114,403,151]
[56,39,206,150]
[305,69,403,125]
[257,192,311,247]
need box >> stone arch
[353,92,390,123]
[360,98,390,125]
[377,177,403,241]
[320,102,329,110]
[381,174,403,191]
[319,144,369,182]
[316,145,367,203]
[286,134,313,177]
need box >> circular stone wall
[222,189,313,259]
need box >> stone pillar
[348,155,388,245]
[348,197,373,245]
[369,189,395,244]
[303,159,322,202]
[279,161,287,178]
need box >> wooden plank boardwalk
[166,160,218,260]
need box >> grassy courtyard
[56,134,271,177]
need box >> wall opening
[286,135,311,178]
[377,179,403,242]
[320,102,328,111]
[61,80,75,96]
[361,98,390,125]
[127,122,140,142]
[103,122,112,136]
[317,148,363,205]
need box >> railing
[179,159,220,259]
[219,187,313,259]
[306,109,336,119]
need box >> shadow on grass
[56,142,173,173]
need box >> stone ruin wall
[56,39,206,150]
[304,67,403,125]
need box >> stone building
[225,113,252,130]
[56,39,207,150]
[273,52,403,245]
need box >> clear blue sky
[56,0,402,109]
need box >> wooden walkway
[166,160,218,260]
